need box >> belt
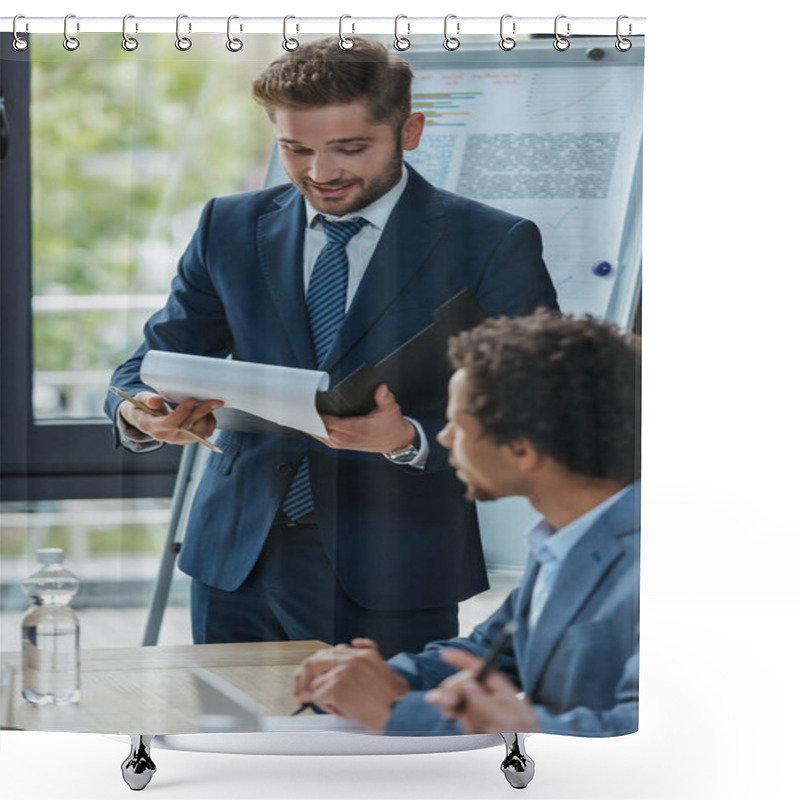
[273,510,318,527]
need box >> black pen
[475,620,518,682]
[455,619,518,711]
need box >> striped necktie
[281,216,368,521]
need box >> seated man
[292,310,640,735]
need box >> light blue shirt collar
[305,163,409,233]
[526,483,634,564]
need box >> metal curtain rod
[1,15,645,37]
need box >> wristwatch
[384,427,421,464]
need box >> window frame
[0,35,180,502]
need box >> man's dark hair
[252,37,413,129]
[448,310,641,483]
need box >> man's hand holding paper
[119,390,223,446]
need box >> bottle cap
[36,548,65,565]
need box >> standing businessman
[106,37,557,657]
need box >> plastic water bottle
[20,548,81,705]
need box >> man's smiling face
[273,101,423,216]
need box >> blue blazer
[387,482,640,735]
[106,165,558,610]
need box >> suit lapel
[512,557,541,672]
[256,188,316,368]
[522,487,640,696]
[321,167,446,374]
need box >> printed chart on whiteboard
[402,48,643,320]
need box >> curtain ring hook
[282,15,299,51]
[339,15,355,50]
[394,14,410,51]
[121,14,139,51]
[226,15,243,52]
[63,13,80,51]
[12,15,29,51]
[175,13,192,51]
[616,15,632,51]
[443,14,460,51]
[499,14,516,51]
[554,14,570,51]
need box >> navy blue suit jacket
[106,165,557,610]
[386,482,640,735]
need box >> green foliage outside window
[29,34,281,417]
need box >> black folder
[213,289,487,437]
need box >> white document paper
[140,350,330,438]
[257,715,365,733]
[191,668,365,735]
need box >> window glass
[29,35,279,420]
[0,497,194,647]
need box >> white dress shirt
[303,165,409,309]
[302,164,427,467]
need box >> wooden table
[1,641,532,792]
[0,640,326,734]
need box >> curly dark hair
[448,310,641,483]
[252,37,413,130]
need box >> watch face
[387,445,418,463]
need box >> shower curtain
[0,22,643,754]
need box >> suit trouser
[190,519,459,659]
